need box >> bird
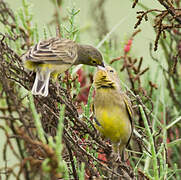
[93,65,133,161]
[22,37,104,96]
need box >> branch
[158,0,181,24]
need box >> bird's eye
[92,60,97,64]
[110,70,114,73]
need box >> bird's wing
[23,38,78,65]
[122,93,134,147]
[91,102,102,127]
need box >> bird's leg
[112,144,120,162]
[115,143,125,163]
[116,144,122,162]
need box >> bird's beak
[97,65,106,71]
[100,61,105,67]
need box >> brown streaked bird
[93,65,133,161]
[22,37,104,96]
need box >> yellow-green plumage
[93,66,133,160]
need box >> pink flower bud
[127,39,132,46]
[124,44,131,53]
[124,39,132,53]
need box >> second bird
[23,37,104,96]
[93,66,133,161]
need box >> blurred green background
[6,0,162,63]
[1,0,163,178]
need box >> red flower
[124,39,132,53]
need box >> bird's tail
[31,68,51,97]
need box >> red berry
[124,45,131,53]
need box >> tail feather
[31,68,51,97]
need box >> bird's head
[94,65,120,90]
[76,44,105,67]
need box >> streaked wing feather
[92,103,102,127]
[122,93,133,147]
[23,38,77,64]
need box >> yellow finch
[93,66,133,161]
[22,37,104,96]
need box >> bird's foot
[115,155,122,163]
[110,152,122,163]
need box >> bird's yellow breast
[95,105,131,144]
[24,61,71,80]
